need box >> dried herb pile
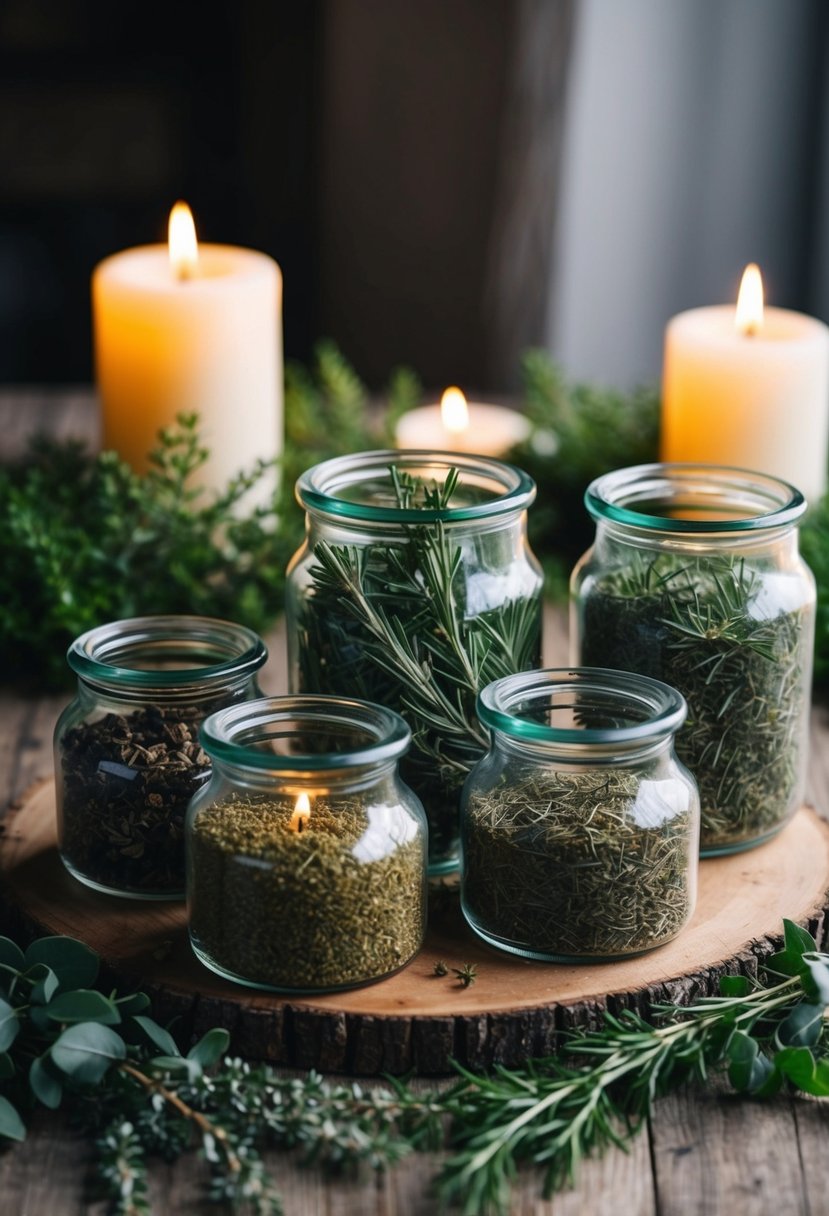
[462,769,695,957]
[189,796,425,989]
[295,468,542,867]
[579,556,811,850]
[58,706,211,896]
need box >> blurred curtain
[548,0,828,388]
[318,0,574,390]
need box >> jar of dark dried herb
[186,695,427,992]
[461,668,700,961]
[571,464,815,855]
[55,616,267,899]
[286,450,544,876]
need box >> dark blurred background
[1,0,827,392]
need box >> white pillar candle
[394,387,530,458]
[661,264,829,504]
[92,202,283,502]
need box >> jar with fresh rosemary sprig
[460,667,699,960]
[286,450,544,873]
[571,464,816,855]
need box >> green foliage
[0,922,828,1213]
[0,342,408,691]
[800,497,829,691]
[513,350,660,585]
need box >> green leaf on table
[46,989,121,1025]
[116,991,150,1017]
[801,957,829,1005]
[719,975,750,998]
[0,938,25,973]
[25,937,99,991]
[776,1002,824,1048]
[132,1015,179,1056]
[187,1028,230,1069]
[783,919,817,958]
[774,1046,816,1088]
[29,1055,63,1109]
[0,1095,26,1142]
[0,998,19,1052]
[29,964,60,1005]
[727,1030,776,1093]
[50,1023,126,1084]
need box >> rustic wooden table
[1,389,829,1215]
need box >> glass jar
[461,667,699,961]
[571,464,815,856]
[186,695,427,993]
[54,615,267,899]
[286,449,543,875]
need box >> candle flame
[168,201,199,281]
[290,792,312,833]
[735,263,764,336]
[441,387,469,435]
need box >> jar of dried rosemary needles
[461,668,699,961]
[186,695,427,992]
[286,450,543,876]
[54,616,267,899]
[571,464,816,855]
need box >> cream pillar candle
[394,387,530,457]
[661,264,829,504]
[92,202,282,502]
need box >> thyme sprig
[1,921,828,1213]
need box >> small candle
[394,387,530,458]
[92,202,283,502]
[289,791,312,833]
[661,264,829,503]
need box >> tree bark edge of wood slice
[2,780,828,1075]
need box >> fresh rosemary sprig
[0,921,828,1213]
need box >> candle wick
[176,264,194,284]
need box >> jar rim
[296,449,536,523]
[585,463,806,533]
[200,695,412,770]
[67,615,268,689]
[477,667,687,745]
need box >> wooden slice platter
[2,780,828,1075]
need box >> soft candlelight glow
[168,201,199,281]
[735,263,764,336]
[440,386,469,436]
[290,792,312,833]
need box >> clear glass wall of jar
[186,695,427,993]
[461,667,699,961]
[54,615,267,899]
[286,450,543,875]
[571,464,815,855]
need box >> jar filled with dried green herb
[55,616,267,899]
[186,695,427,992]
[461,668,699,961]
[286,450,543,876]
[571,464,815,855]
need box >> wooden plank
[790,1092,829,1216]
[649,1075,808,1216]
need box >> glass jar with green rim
[186,694,427,993]
[460,667,700,961]
[54,615,267,899]
[285,449,544,874]
[570,464,815,855]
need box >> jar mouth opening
[68,616,267,688]
[200,695,412,770]
[478,668,687,745]
[586,463,806,533]
[296,449,536,523]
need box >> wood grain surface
[3,781,828,1074]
